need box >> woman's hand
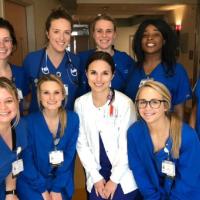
[103,180,117,199]
[94,179,106,198]
[50,192,62,200]
[42,191,52,200]
[5,194,19,200]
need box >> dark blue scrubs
[23,49,80,112]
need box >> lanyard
[12,128,16,151]
[53,123,61,150]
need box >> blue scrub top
[127,120,200,200]
[23,48,80,112]
[125,63,192,107]
[78,49,135,95]
[194,79,200,137]
[11,64,29,97]
[17,111,79,199]
[0,119,28,199]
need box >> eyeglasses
[136,99,166,109]
[0,38,12,45]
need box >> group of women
[0,5,200,200]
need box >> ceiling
[59,0,187,25]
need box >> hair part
[37,75,67,137]
[0,77,20,127]
[133,19,178,75]
[135,80,182,158]
[86,51,115,74]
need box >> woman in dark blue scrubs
[17,75,79,200]
[125,19,192,119]
[0,18,29,114]
[128,80,200,200]
[78,14,135,95]
[23,8,80,113]
[0,77,28,200]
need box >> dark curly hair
[133,19,178,76]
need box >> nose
[0,41,5,47]
[96,74,102,82]
[49,93,55,100]
[0,102,7,110]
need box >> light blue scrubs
[78,49,135,95]
[128,120,200,200]
[23,49,80,112]
[0,119,28,199]
[17,111,79,200]
[125,63,192,107]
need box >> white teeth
[0,112,9,116]
[147,43,155,47]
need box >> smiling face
[141,24,165,56]
[93,19,116,51]
[86,59,113,94]
[39,81,64,112]
[137,86,167,125]
[0,28,13,60]
[46,18,71,53]
[0,87,18,124]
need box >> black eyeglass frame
[135,99,167,109]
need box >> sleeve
[127,124,162,200]
[21,118,47,193]
[51,113,79,192]
[75,99,103,184]
[173,64,192,105]
[109,99,137,184]
[169,127,200,199]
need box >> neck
[0,122,11,136]
[148,116,170,137]
[92,88,110,107]
[96,47,114,56]
[144,53,161,65]
[43,109,59,119]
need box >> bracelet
[5,190,17,195]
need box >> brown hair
[0,77,20,127]
[135,80,182,158]
[91,14,117,32]
[37,75,67,137]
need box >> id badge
[64,84,68,96]
[49,150,64,166]
[17,88,23,100]
[162,160,175,177]
[12,159,24,177]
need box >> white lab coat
[75,90,138,194]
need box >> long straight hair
[135,80,182,158]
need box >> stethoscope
[34,49,79,86]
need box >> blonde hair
[37,75,67,137]
[135,80,182,158]
[0,77,20,127]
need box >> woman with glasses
[75,51,141,200]
[23,7,80,113]
[78,14,135,95]
[0,77,28,200]
[0,18,29,114]
[17,75,79,200]
[127,80,200,200]
[125,19,192,119]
